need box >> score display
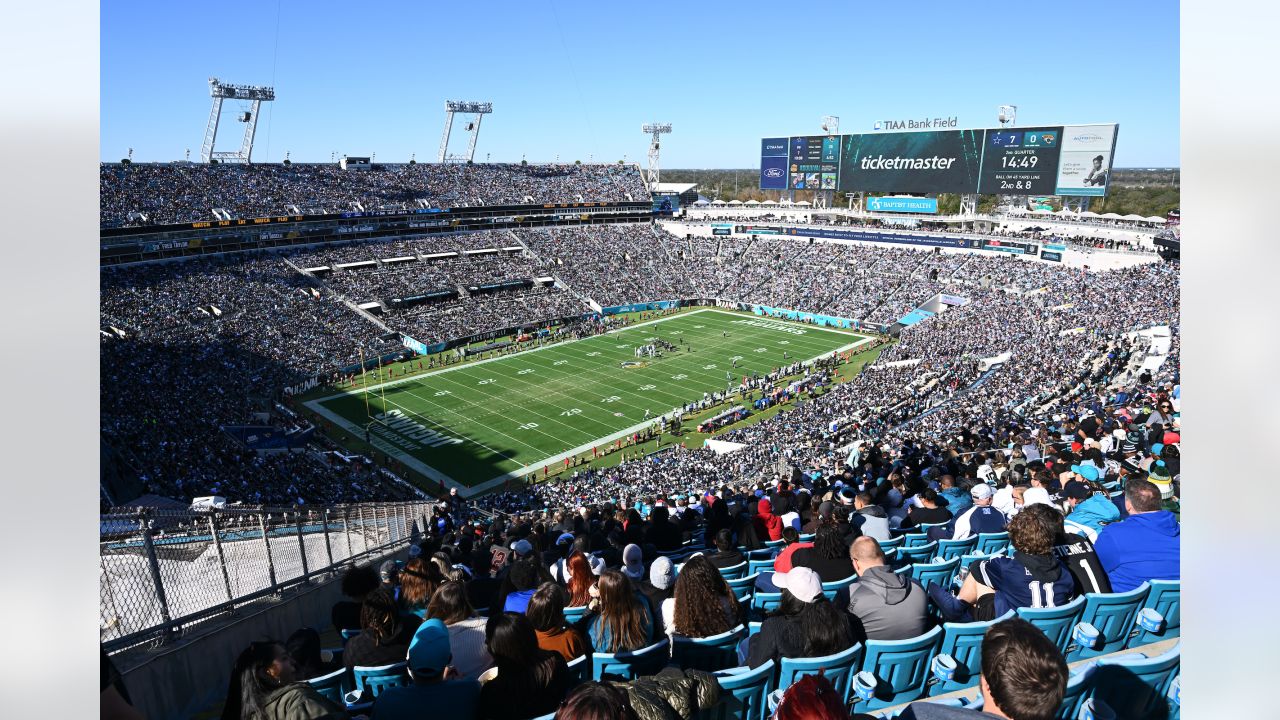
[977,127,1062,195]
[760,124,1117,197]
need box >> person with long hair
[426,580,493,680]
[564,551,596,608]
[344,588,423,674]
[399,558,444,617]
[586,570,654,653]
[745,567,853,669]
[221,641,347,720]
[661,554,739,639]
[526,582,589,662]
[477,612,571,720]
[791,525,857,583]
[772,673,850,720]
[284,628,337,682]
[556,682,642,720]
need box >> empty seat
[748,558,775,577]
[751,592,783,615]
[727,573,760,601]
[710,660,776,720]
[347,662,410,711]
[1068,583,1150,662]
[307,666,350,706]
[1017,595,1086,656]
[1128,579,1180,647]
[910,557,960,590]
[930,610,1016,695]
[935,536,978,562]
[1090,643,1180,720]
[974,532,1009,555]
[896,542,939,567]
[672,625,747,672]
[878,537,905,552]
[592,638,670,681]
[856,626,944,712]
[1054,664,1096,720]
[778,642,866,704]
[719,561,749,580]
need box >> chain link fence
[101,500,437,654]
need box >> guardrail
[100,500,439,654]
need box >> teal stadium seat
[727,573,759,601]
[710,660,776,720]
[935,536,978,561]
[929,610,1016,695]
[856,626,944,712]
[777,642,866,704]
[718,561,749,579]
[896,542,938,566]
[974,532,1009,555]
[672,625,747,672]
[910,557,960,590]
[307,666,350,706]
[592,638,670,681]
[1017,595,1086,656]
[1090,644,1180,720]
[1068,584,1150,662]
[1128,579,1180,647]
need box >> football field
[305,309,872,494]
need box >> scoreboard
[977,127,1062,195]
[760,123,1117,197]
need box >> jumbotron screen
[759,124,1118,197]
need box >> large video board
[759,124,1118,197]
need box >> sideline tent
[728,200,743,206]
[1144,215,1167,223]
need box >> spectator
[345,588,423,674]
[746,567,854,669]
[753,497,784,541]
[477,612,571,720]
[661,554,739,638]
[899,618,1068,720]
[791,525,857,583]
[556,682,642,720]
[621,543,646,583]
[937,475,973,517]
[851,492,891,542]
[773,673,851,720]
[637,556,676,636]
[1061,478,1120,540]
[502,560,543,614]
[563,551,598,608]
[901,489,953,530]
[370,618,482,720]
[929,507,1074,622]
[586,570,655,653]
[221,640,347,720]
[426,581,493,681]
[399,558,443,618]
[526,582,589,662]
[845,537,929,642]
[948,484,1008,540]
[705,528,746,570]
[1094,478,1180,592]
[284,628,337,682]
[332,565,380,632]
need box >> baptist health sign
[867,196,938,214]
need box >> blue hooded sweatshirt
[939,487,973,517]
[1067,494,1122,535]
[1093,511,1180,593]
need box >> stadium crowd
[100,163,649,228]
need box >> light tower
[641,122,671,192]
[993,104,1022,214]
[200,77,275,164]
[438,101,493,163]
[997,104,1017,128]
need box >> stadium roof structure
[652,182,698,194]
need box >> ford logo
[764,168,784,178]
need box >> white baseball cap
[772,567,823,603]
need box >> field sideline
[304,308,872,495]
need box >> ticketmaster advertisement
[1054,124,1119,197]
[839,129,984,194]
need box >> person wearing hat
[947,483,1007,541]
[371,619,481,720]
[744,566,854,669]
[1061,474,1120,540]
[621,543,646,582]
[637,556,676,635]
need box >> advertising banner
[761,137,789,157]
[839,129,984,193]
[759,155,789,190]
[897,309,936,326]
[1055,124,1119,197]
[866,196,939,214]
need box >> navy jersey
[976,555,1076,616]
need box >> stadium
[95,16,1184,720]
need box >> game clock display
[977,127,1063,194]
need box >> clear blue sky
[102,0,1179,167]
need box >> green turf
[304,309,872,493]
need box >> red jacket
[754,498,784,541]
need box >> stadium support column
[642,123,672,191]
[960,194,979,217]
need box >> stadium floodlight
[641,123,672,191]
[200,77,276,164]
[438,101,493,163]
[997,105,1017,127]
[821,116,840,136]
